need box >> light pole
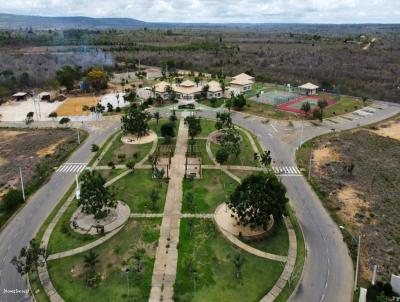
[75,173,80,200]
[339,226,361,291]
[19,167,26,201]
[76,128,81,144]
[308,153,313,180]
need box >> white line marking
[271,124,278,133]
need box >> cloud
[0,0,399,23]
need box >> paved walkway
[130,213,214,219]
[149,118,188,302]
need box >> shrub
[2,189,24,212]
[91,144,99,152]
[161,122,175,138]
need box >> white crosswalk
[272,166,302,176]
[56,163,87,174]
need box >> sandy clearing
[121,130,157,145]
[0,99,61,122]
[36,138,68,158]
[56,96,100,116]
[0,130,28,139]
[312,146,341,171]
[373,121,400,141]
[337,186,370,227]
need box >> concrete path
[149,118,188,302]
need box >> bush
[216,147,229,165]
[2,189,24,212]
[161,122,175,138]
[91,144,99,152]
[169,114,177,122]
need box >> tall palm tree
[84,251,100,276]
[233,253,245,280]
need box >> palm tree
[219,79,226,97]
[133,249,145,272]
[300,101,311,117]
[233,253,245,280]
[361,96,368,106]
[153,111,160,124]
[83,250,100,284]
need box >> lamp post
[19,167,26,201]
[75,173,80,200]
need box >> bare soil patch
[56,96,99,116]
[372,120,400,141]
[298,126,400,281]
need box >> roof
[207,80,223,92]
[232,73,254,81]
[39,92,51,97]
[172,84,202,95]
[180,80,196,87]
[154,81,170,93]
[299,82,319,90]
[13,92,28,97]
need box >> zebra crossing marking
[56,163,87,174]
[272,166,301,176]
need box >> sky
[0,0,399,23]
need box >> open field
[0,99,62,122]
[56,96,99,116]
[296,116,400,283]
[0,128,85,228]
[47,219,160,302]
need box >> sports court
[277,95,337,114]
[257,90,300,106]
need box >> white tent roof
[299,82,319,90]
[13,92,28,97]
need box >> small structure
[299,82,319,95]
[154,81,170,99]
[207,80,224,98]
[173,80,202,102]
[12,92,29,101]
[229,73,254,93]
[38,92,51,102]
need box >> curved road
[1,101,399,302]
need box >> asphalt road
[1,102,399,302]
[0,119,120,302]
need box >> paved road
[208,101,400,302]
[0,119,120,302]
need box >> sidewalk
[149,118,188,302]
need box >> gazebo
[299,83,319,95]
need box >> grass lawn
[174,219,284,302]
[112,170,167,213]
[228,169,256,180]
[210,131,259,166]
[98,132,153,166]
[199,118,217,137]
[239,102,296,120]
[321,95,369,118]
[47,199,102,255]
[98,169,128,182]
[245,219,289,256]
[47,219,160,302]
[182,170,237,213]
[200,98,226,108]
[149,118,177,137]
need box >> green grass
[199,119,217,137]
[47,219,160,302]
[210,131,259,166]
[240,101,296,120]
[182,170,237,213]
[29,270,51,302]
[98,169,127,182]
[111,170,167,213]
[245,219,289,256]
[47,199,102,255]
[149,118,174,137]
[200,98,226,108]
[174,219,284,302]
[274,208,306,302]
[98,132,153,166]
[322,95,370,118]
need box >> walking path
[149,118,188,302]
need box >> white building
[229,73,254,93]
[299,82,319,95]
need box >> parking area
[0,99,62,122]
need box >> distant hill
[0,13,146,29]
[0,13,399,35]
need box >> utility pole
[36,96,42,120]
[76,128,81,144]
[300,118,304,146]
[19,167,26,201]
[354,235,361,291]
[75,173,80,200]
[308,153,313,180]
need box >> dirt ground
[56,96,99,116]
[0,129,77,197]
[372,119,400,141]
[299,120,400,282]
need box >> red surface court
[276,95,337,114]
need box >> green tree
[215,147,229,165]
[91,144,99,152]
[11,239,46,276]
[185,116,202,140]
[362,96,368,106]
[228,172,288,228]
[233,253,245,280]
[233,94,246,109]
[59,117,70,126]
[133,248,146,272]
[153,167,165,187]
[25,112,34,124]
[48,111,58,120]
[161,122,175,138]
[259,150,272,167]
[225,97,233,111]
[215,112,232,130]
[56,66,81,91]
[78,170,116,219]
[83,250,100,287]
[153,111,160,124]
[300,101,311,116]
[121,107,151,138]
[317,98,328,121]
[2,189,24,212]
[150,189,160,210]
[221,128,241,158]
